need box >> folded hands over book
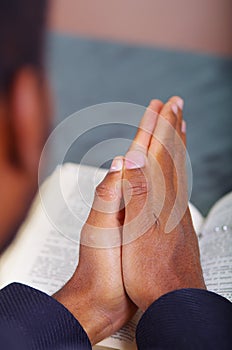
[53,97,206,345]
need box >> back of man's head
[0,0,47,92]
[0,0,50,252]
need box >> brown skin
[0,83,206,345]
[53,100,165,344]
[0,68,52,252]
[54,166,137,344]
[122,96,206,311]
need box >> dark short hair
[0,0,47,91]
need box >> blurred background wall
[49,0,232,56]
[45,0,232,215]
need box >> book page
[0,163,139,350]
[0,163,100,291]
[94,310,142,350]
[188,202,204,235]
[199,191,232,301]
[0,162,206,349]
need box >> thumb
[81,157,124,248]
[122,151,155,244]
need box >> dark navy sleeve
[136,288,232,350]
[0,283,91,350]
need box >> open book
[0,163,231,350]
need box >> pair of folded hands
[54,96,206,345]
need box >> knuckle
[129,182,148,197]
[95,182,116,200]
[125,172,149,198]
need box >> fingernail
[125,151,145,169]
[181,120,187,133]
[171,104,178,116]
[109,157,123,172]
[176,98,184,111]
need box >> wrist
[53,280,114,345]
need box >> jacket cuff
[136,288,232,350]
[0,283,91,349]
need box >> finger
[81,156,124,248]
[166,97,185,191]
[149,96,184,154]
[173,119,188,203]
[181,120,187,146]
[89,156,123,225]
[165,139,189,233]
[148,100,178,181]
[168,96,184,139]
[122,151,158,244]
[174,119,187,188]
[165,104,189,233]
[129,99,163,154]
